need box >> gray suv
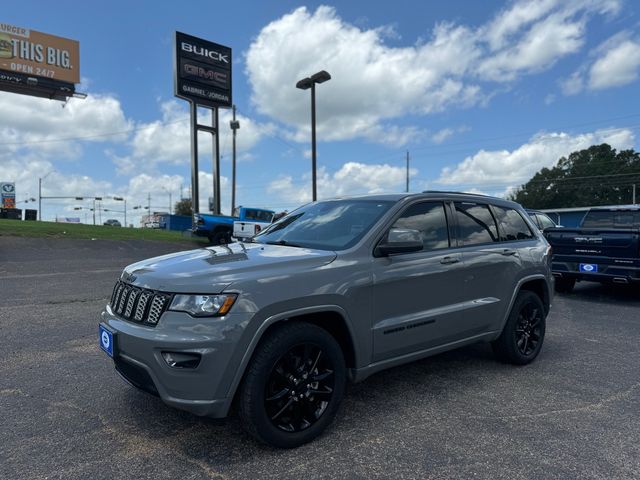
[99,192,553,448]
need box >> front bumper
[100,305,253,418]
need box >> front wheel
[238,322,346,448]
[492,290,546,365]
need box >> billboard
[1,182,16,208]
[0,23,79,100]
[174,31,232,108]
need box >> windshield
[254,199,394,251]
[581,210,640,229]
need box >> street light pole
[311,83,317,202]
[296,70,331,202]
[230,105,240,214]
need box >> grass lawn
[0,219,209,245]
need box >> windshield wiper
[264,240,305,248]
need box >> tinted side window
[493,206,534,241]
[391,202,449,251]
[527,213,541,229]
[454,202,498,245]
[536,213,556,230]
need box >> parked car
[526,209,558,231]
[103,219,121,227]
[99,192,553,448]
[545,206,640,292]
[193,206,275,244]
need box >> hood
[121,242,337,293]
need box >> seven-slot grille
[110,281,171,326]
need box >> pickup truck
[233,210,275,241]
[545,206,640,292]
[193,206,275,244]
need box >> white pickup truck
[233,209,275,241]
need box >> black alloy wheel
[492,290,546,365]
[515,302,542,356]
[238,322,346,448]
[265,343,335,432]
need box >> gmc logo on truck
[574,237,603,243]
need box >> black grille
[109,281,171,326]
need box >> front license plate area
[579,263,598,273]
[99,325,115,357]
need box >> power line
[0,117,189,147]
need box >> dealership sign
[0,23,79,100]
[174,31,232,108]
[1,182,16,208]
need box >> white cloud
[477,12,586,82]
[114,100,274,174]
[0,92,131,159]
[246,2,620,144]
[589,38,640,90]
[562,31,640,94]
[267,162,417,206]
[246,6,483,145]
[437,127,635,186]
[430,126,469,144]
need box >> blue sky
[2,0,640,223]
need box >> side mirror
[375,228,423,257]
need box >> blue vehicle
[193,206,275,244]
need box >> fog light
[162,352,201,369]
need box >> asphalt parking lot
[1,237,639,480]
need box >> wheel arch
[494,274,551,338]
[222,305,360,415]
[518,278,551,315]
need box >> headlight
[169,294,237,317]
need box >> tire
[238,322,346,448]
[554,277,575,293]
[492,290,546,365]
[209,230,232,245]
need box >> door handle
[440,256,460,265]
[501,249,518,256]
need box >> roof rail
[421,190,489,197]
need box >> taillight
[255,225,262,234]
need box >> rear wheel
[209,230,232,245]
[554,277,575,293]
[238,322,346,448]
[492,290,546,365]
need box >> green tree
[509,144,640,209]
[174,198,193,216]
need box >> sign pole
[190,101,200,227]
[231,105,238,214]
[213,108,221,215]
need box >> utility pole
[633,184,637,205]
[148,192,151,214]
[230,104,240,214]
[92,198,96,225]
[212,108,221,215]
[169,192,172,215]
[406,150,410,193]
[124,199,127,227]
[38,177,42,221]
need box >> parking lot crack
[475,382,640,421]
